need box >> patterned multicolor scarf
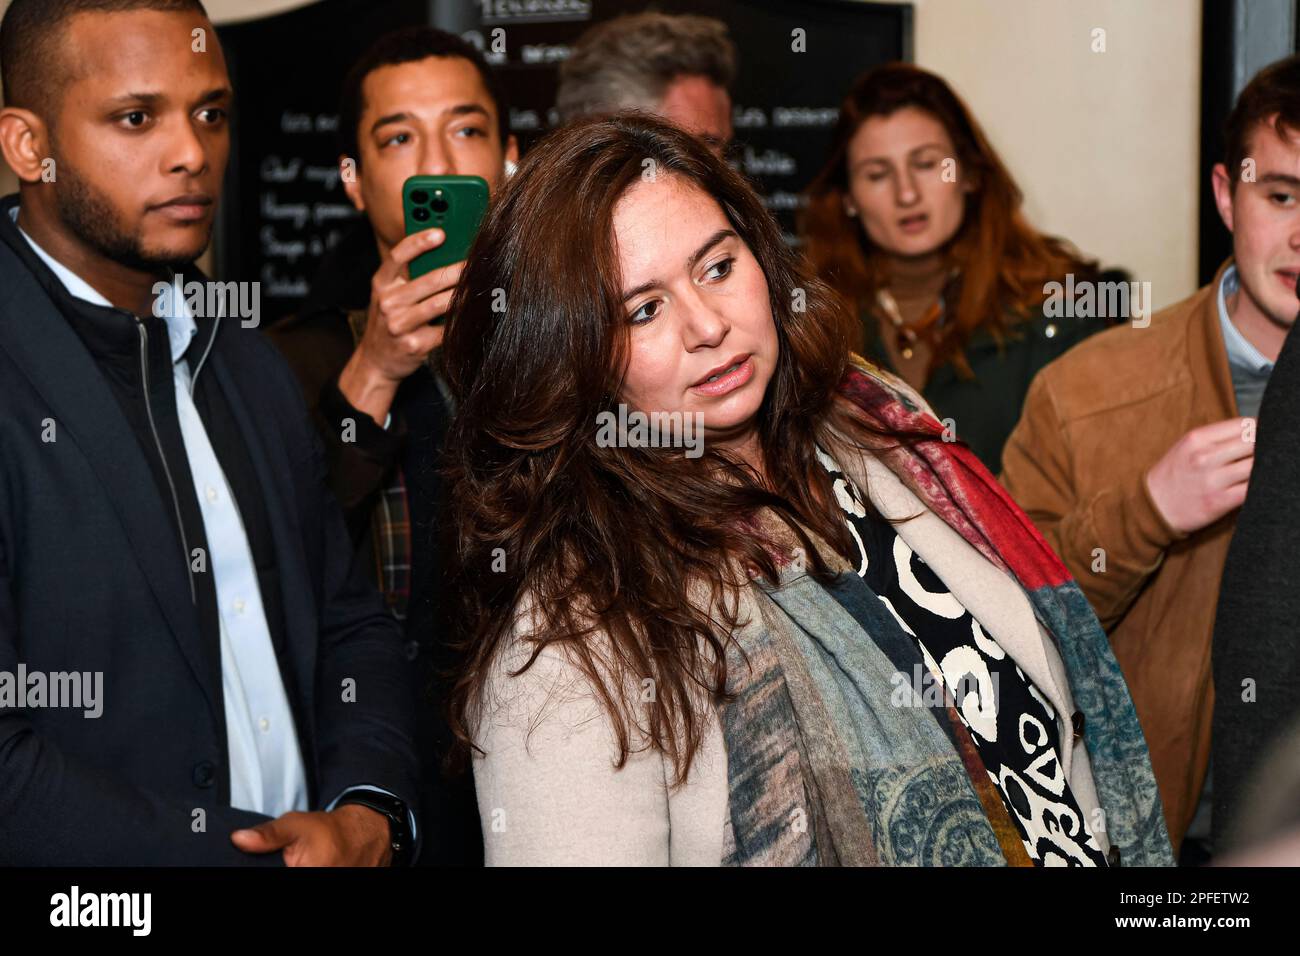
[719,359,1175,867]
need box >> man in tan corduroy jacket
[1001,56,1300,861]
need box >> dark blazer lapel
[208,348,319,728]
[0,241,219,721]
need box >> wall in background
[200,0,317,21]
[912,0,1202,308]
[0,0,1203,307]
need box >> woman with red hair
[802,63,1105,473]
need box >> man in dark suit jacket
[0,0,419,864]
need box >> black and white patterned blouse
[816,447,1107,867]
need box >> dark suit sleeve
[0,528,283,866]
[265,315,405,547]
[1212,321,1300,847]
[277,351,421,849]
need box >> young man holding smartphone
[267,26,517,866]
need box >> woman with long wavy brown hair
[441,112,1171,867]
[802,63,1104,473]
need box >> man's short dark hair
[1226,53,1300,191]
[1,0,210,119]
[338,26,510,165]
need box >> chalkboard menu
[216,0,911,322]
[215,0,427,319]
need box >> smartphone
[402,174,489,280]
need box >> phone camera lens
[412,206,430,223]
[410,189,429,205]
[431,197,449,214]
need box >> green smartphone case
[402,174,489,279]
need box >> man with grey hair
[556,11,736,156]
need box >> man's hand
[1145,417,1256,534]
[337,227,467,425]
[230,805,393,866]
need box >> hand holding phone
[336,175,486,426]
[336,229,465,425]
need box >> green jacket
[863,302,1099,474]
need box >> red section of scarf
[836,363,1073,592]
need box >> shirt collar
[9,204,198,365]
[1217,263,1276,375]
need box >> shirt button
[205,485,218,502]
[192,761,216,788]
[405,640,420,662]
[259,717,270,733]
[233,598,245,614]
[1044,323,1058,338]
